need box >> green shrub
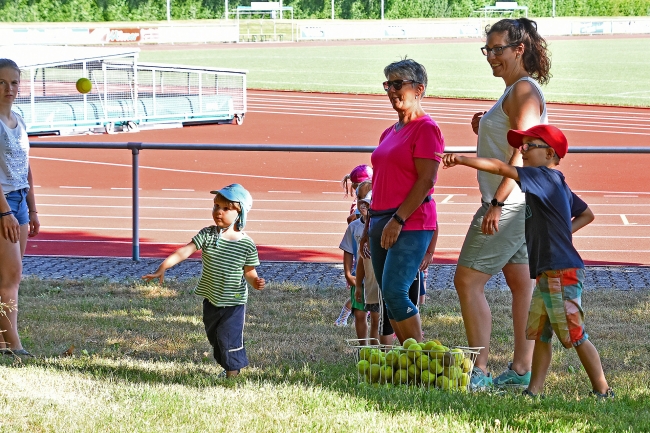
[0,0,647,23]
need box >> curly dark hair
[486,18,552,85]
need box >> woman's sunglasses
[383,80,419,92]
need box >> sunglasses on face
[520,142,551,153]
[480,43,519,56]
[383,80,419,91]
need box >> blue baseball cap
[210,184,253,230]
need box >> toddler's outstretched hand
[142,269,165,284]
[253,277,266,290]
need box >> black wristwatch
[490,198,505,207]
[392,213,406,225]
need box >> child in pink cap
[335,165,373,326]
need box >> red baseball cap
[507,124,569,158]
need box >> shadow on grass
[8,278,650,432]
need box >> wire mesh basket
[346,338,483,391]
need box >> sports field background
[139,36,650,107]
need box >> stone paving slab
[21,257,650,291]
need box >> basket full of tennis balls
[347,338,481,391]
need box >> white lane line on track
[249,109,650,136]
[249,93,650,116]
[39,215,349,223]
[30,156,339,184]
[38,206,351,213]
[36,201,650,210]
[37,225,650,236]
[620,215,636,225]
[28,240,650,254]
[249,94,650,119]
[250,99,650,125]
[440,195,456,204]
[35,194,354,203]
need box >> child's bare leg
[369,311,380,343]
[527,339,552,395]
[574,340,609,394]
[353,309,368,343]
[379,335,394,345]
[226,370,239,378]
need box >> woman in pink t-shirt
[359,59,444,344]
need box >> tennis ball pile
[356,338,473,390]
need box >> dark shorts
[202,299,249,371]
[4,188,29,225]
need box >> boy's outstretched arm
[142,242,198,283]
[244,266,265,290]
[572,206,595,233]
[441,154,519,181]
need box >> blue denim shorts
[4,188,29,225]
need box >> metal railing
[30,142,650,261]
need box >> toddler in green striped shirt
[143,184,265,378]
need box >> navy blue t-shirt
[516,166,588,278]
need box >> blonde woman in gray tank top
[454,18,552,390]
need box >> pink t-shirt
[370,115,444,231]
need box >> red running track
[27,90,650,265]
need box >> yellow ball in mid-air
[76,78,92,94]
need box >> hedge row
[0,0,648,22]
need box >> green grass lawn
[139,37,650,107]
[1,278,649,432]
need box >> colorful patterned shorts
[526,268,589,348]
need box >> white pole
[225,0,229,19]
[552,0,556,17]
[331,0,334,19]
[166,0,170,21]
[381,0,384,20]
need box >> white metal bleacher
[474,2,528,18]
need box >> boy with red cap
[441,125,613,398]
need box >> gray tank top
[477,76,548,204]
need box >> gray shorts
[457,202,528,275]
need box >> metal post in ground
[128,143,142,261]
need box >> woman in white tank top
[0,59,40,357]
[454,18,552,389]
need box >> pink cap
[349,165,373,183]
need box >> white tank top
[0,112,30,194]
[477,76,548,204]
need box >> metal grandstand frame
[6,45,247,135]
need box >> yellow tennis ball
[76,78,92,94]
